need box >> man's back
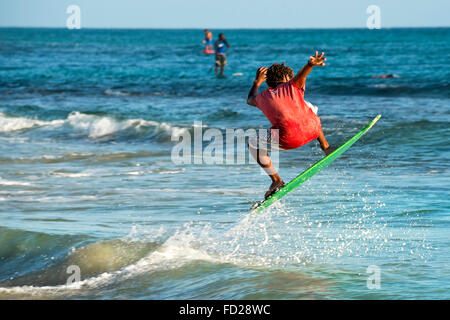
[254,80,321,149]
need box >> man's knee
[257,150,272,167]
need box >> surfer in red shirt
[247,51,334,199]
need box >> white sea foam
[0,111,188,140]
[125,171,147,176]
[51,172,93,178]
[156,168,185,175]
[67,112,143,138]
[0,195,407,300]
[0,231,219,299]
[157,122,188,139]
[66,111,187,139]
[32,195,97,203]
[104,89,130,96]
[0,112,64,133]
[0,178,32,186]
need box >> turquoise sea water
[0,28,449,299]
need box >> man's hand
[293,52,326,88]
[308,51,326,67]
[247,67,267,106]
[254,67,267,86]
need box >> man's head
[218,33,225,40]
[266,63,294,89]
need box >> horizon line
[0,26,449,30]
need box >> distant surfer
[247,52,335,199]
[373,74,396,79]
[203,29,214,54]
[214,33,230,76]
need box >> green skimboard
[250,115,381,213]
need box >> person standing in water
[203,29,214,54]
[247,52,335,199]
[214,33,230,76]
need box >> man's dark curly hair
[266,63,294,89]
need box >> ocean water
[0,28,449,299]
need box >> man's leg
[317,127,335,155]
[248,143,284,199]
[215,58,219,75]
[220,56,225,76]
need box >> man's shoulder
[287,79,305,92]
[256,88,270,97]
[254,88,272,105]
[266,80,295,93]
[275,80,305,97]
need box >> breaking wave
[0,111,188,142]
[0,112,64,133]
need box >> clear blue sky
[1,0,449,28]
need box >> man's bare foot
[264,180,285,199]
[323,146,338,156]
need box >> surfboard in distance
[250,115,381,214]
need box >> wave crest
[0,111,188,141]
[0,112,64,133]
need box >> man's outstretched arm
[247,67,267,106]
[293,51,326,89]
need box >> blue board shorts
[215,54,226,66]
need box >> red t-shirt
[254,80,321,150]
